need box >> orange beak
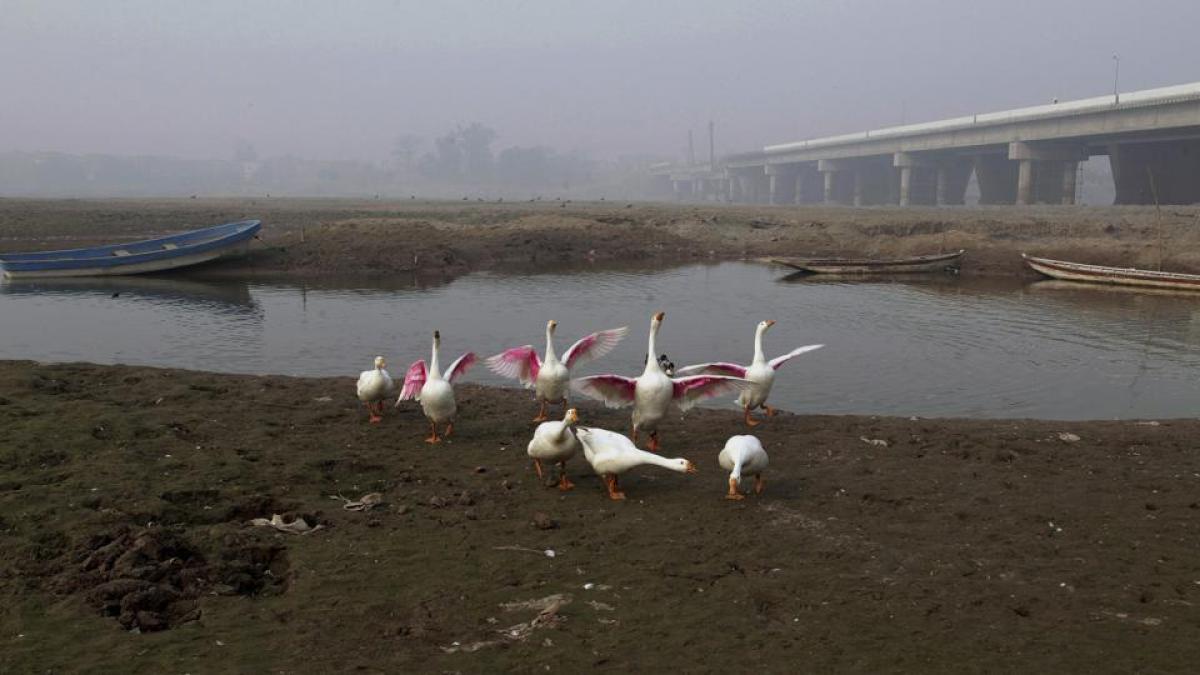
[766,319,776,327]
[685,461,698,474]
[653,311,665,322]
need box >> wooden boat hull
[773,249,964,274]
[1022,254,1200,291]
[0,220,260,279]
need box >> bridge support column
[1016,160,1034,205]
[935,158,973,205]
[1061,162,1078,205]
[1009,142,1089,205]
[893,153,937,206]
[765,165,798,205]
[974,155,1018,204]
[1109,139,1200,205]
[817,159,854,205]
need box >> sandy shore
[3,197,1200,279]
[2,360,1199,672]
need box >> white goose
[486,320,628,422]
[356,356,395,423]
[718,435,769,500]
[573,311,748,451]
[677,320,823,426]
[526,408,582,491]
[576,426,697,500]
[395,331,476,443]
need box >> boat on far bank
[772,249,964,274]
[0,220,261,279]
[1022,253,1200,291]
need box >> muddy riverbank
[2,360,1198,672]
[2,198,1199,279]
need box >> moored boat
[0,220,261,279]
[1022,253,1200,291]
[772,249,965,274]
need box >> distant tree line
[400,122,598,190]
[0,123,671,198]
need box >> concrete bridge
[655,81,1200,206]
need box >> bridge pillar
[1061,162,1078,205]
[1009,142,1089,205]
[935,158,973,205]
[1109,139,1200,205]
[765,165,798,205]
[893,153,937,206]
[817,159,854,205]
[1016,159,1034,205]
[974,155,1019,204]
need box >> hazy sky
[3,0,1199,162]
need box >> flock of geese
[356,312,823,501]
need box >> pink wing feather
[562,326,629,369]
[484,345,541,387]
[768,344,824,371]
[445,352,477,383]
[398,360,426,402]
[673,361,749,378]
[672,375,750,412]
[571,374,638,408]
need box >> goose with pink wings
[485,320,628,422]
[572,311,750,452]
[395,330,476,443]
[677,320,823,427]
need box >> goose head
[374,356,387,369]
[671,458,699,474]
[758,319,776,334]
[565,408,579,425]
[547,319,558,335]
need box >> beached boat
[0,220,261,279]
[1022,254,1200,291]
[772,249,965,274]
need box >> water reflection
[0,275,257,310]
[2,263,1200,420]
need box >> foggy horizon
[4,0,1200,165]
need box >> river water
[4,262,1200,419]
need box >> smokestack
[708,120,715,171]
[688,129,695,165]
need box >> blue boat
[0,220,261,279]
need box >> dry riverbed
[2,360,1199,672]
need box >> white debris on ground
[442,594,573,654]
[248,514,323,535]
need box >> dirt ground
[2,360,1199,672]
[3,197,1200,280]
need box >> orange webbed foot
[726,477,744,500]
